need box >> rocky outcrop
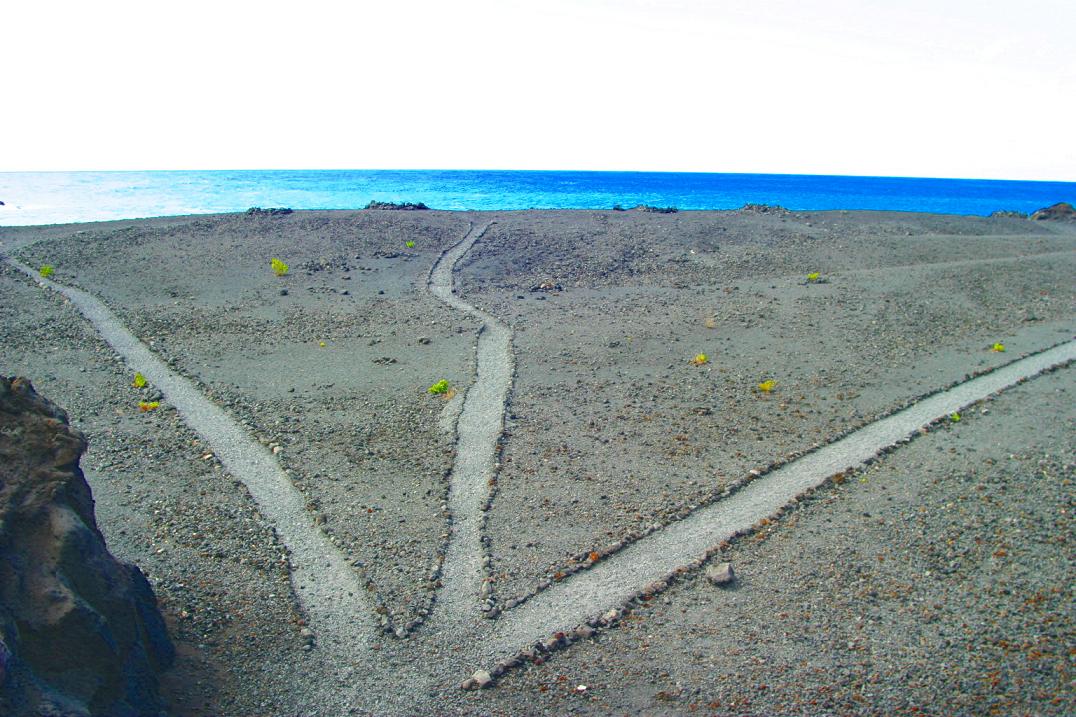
[740,203,789,215]
[245,206,293,216]
[1029,202,1076,221]
[364,200,429,210]
[0,377,174,717]
[633,204,678,213]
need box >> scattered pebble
[706,562,735,586]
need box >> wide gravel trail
[478,338,1075,666]
[2,256,377,663]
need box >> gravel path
[426,221,517,625]
[480,339,1075,665]
[4,209,1071,715]
[2,256,377,661]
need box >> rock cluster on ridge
[1030,202,1076,221]
[0,376,174,717]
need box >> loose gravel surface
[479,368,1074,716]
[2,208,1073,716]
[0,261,306,716]
[455,210,1075,606]
[10,211,482,631]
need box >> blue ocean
[1,169,1073,226]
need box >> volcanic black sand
[1,208,1073,715]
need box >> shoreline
[2,168,1074,227]
[1,200,1072,235]
[1,208,1073,715]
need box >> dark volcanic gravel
[2,208,1073,715]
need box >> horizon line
[1,167,1074,185]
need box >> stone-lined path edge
[425,221,516,626]
[473,338,1075,678]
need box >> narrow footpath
[425,221,516,626]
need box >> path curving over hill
[425,221,516,625]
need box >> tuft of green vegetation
[133,372,147,388]
[806,272,821,283]
[39,265,55,278]
[757,379,777,393]
[950,412,961,422]
[690,353,709,366]
[427,379,450,395]
[991,342,1006,352]
[138,401,160,412]
[405,240,416,248]
[270,257,289,276]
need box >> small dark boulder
[1029,202,1076,221]
[0,377,174,717]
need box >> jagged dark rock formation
[1030,202,1075,221]
[740,203,789,215]
[364,200,429,210]
[0,377,174,717]
[633,204,678,213]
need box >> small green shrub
[270,258,289,276]
[690,353,709,366]
[138,401,160,412]
[806,272,821,283]
[133,372,147,388]
[428,379,450,394]
[39,265,55,278]
[405,240,415,248]
[991,342,1006,352]
[757,379,776,393]
[949,412,961,422]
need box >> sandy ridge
[478,339,1075,667]
[425,221,518,626]
[1,255,376,659]
[835,247,1076,275]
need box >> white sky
[2,0,1073,180]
